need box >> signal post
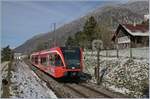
[92,40,103,85]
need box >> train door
[34,55,39,65]
[40,54,48,71]
[49,53,63,66]
[49,53,56,75]
[49,52,64,77]
[55,54,63,66]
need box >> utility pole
[53,23,56,47]
[48,39,52,48]
[97,45,100,85]
[92,40,103,85]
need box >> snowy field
[10,61,57,98]
[1,61,9,79]
[84,47,149,59]
[83,47,149,97]
[1,61,10,96]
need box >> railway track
[24,60,83,98]
[79,84,112,98]
[64,83,112,98]
[23,59,127,98]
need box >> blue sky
[1,0,128,48]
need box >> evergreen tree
[83,16,97,49]
[65,16,97,49]
[95,24,112,49]
[65,36,76,47]
[1,45,12,62]
[65,16,113,49]
[74,31,82,44]
[83,16,97,43]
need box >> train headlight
[72,67,75,69]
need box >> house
[112,23,149,49]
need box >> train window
[54,54,63,66]
[62,48,80,69]
[49,53,63,66]
[31,56,34,62]
[49,54,55,66]
[41,57,47,66]
[35,56,38,64]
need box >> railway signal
[92,40,103,85]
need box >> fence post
[116,43,119,58]
[106,47,108,57]
[130,42,133,59]
[115,35,119,58]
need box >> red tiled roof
[111,23,149,41]
[122,24,149,33]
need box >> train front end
[61,47,83,77]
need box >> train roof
[31,46,81,55]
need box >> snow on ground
[1,61,9,72]
[103,60,149,97]
[83,47,149,97]
[1,61,9,96]
[10,61,57,98]
[1,61,9,79]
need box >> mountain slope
[14,1,149,53]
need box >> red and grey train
[30,47,83,78]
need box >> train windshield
[61,47,80,69]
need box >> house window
[118,30,126,37]
[136,37,142,44]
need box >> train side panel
[30,47,83,78]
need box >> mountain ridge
[14,1,149,53]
